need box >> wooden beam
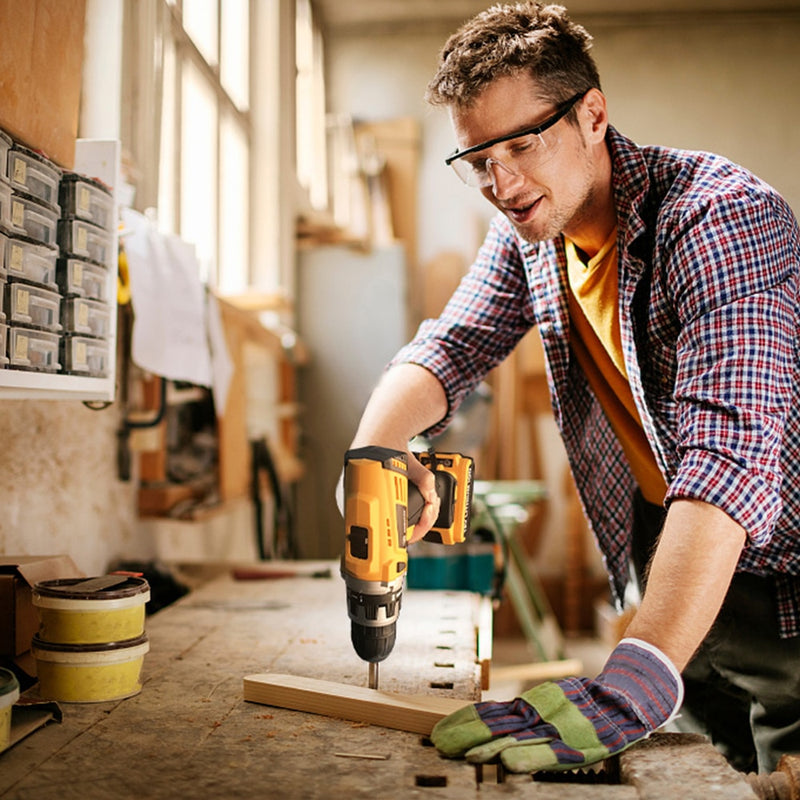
[243,673,468,735]
[488,657,584,685]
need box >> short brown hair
[426,2,601,110]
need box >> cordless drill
[341,446,474,672]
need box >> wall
[294,245,409,558]
[0,402,145,574]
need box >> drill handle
[407,471,458,540]
[407,482,426,528]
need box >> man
[348,1,800,775]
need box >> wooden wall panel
[0,0,86,168]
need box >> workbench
[0,563,767,799]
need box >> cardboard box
[0,556,84,657]
[0,0,86,168]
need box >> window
[295,0,327,212]
[122,0,316,299]
[126,0,252,294]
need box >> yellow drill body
[341,446,474,664]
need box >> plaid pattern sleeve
[654,177,799,546]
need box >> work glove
[431,638,683,773]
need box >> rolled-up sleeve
[663,186,799,546]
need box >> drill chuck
[350,621,396,663]
[344,573,403,663]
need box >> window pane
[220,0,249,110]
[183,0,218,66]
[158,37,177,233]
[218,113,249,294]
[295,0,313,195]
[181,61,218,284]
[295,0,326,209]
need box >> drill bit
[368,662,379,690]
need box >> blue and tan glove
[431,638,683,773]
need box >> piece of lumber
[243,673,468,735]
[489,657,584,685]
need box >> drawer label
[12,158,26,186]
[15,285,29,316]
[9,243,23,272]
[78,301,89,327]
[78,186,91,213]
[14,333,28,360]
[11,200,23,228]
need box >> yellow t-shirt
[565,231,667,506]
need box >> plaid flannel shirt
[393,126,800,637]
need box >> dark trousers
[631,490,800,774]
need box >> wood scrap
[488,657,584,685]
[243,673,468,735]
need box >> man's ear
[580,88,608,144]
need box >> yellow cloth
[565,232,667,506]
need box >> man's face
[449,73,609,246]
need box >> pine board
[243,672,468,734]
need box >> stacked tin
[0,128,114,377]
[30,575,151,703]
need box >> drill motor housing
[341,445,474,664]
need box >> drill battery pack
[415,451,474,546]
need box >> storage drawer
[7,326,60,372]
[57,218,114,268]
[5,283,61,332]
[5,236,58,290]
[7,146,61,208]
[61,335,109,377]
[63,296,110,338]
[57,257,109,301]
[60,174,113,231]
[10,193,59,247]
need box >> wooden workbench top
[0,562,497,799]
[0,563,760,799]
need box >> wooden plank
[476,595,493,691]
[489,657,584,685]
[243,672,468,735]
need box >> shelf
[0,138,119,402]
[0,369,114,401]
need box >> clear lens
[451,129,561,188]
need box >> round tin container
[32,635,149,703]
[33,576,150,645]
[0,667,20,752]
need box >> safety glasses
[445,90,588,188]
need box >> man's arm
[350,363,449,540]
[430,496,746,772]
[625,497,747,671]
